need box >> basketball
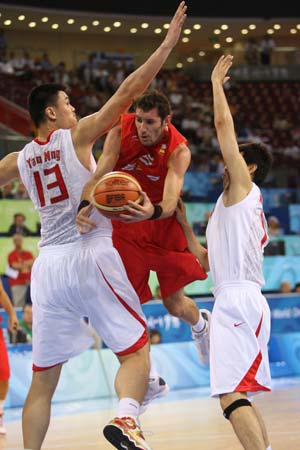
[91,171,142,219]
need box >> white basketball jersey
[18,129,111,247]
[206,183,268,287]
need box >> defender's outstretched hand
[211,55,233,86]
[163,2,187,49]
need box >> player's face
[135,107,167,147]
[53,91,77,128]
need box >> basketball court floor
[2,376,300,450]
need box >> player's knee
[220,394,252,420]
[163,295,184,318]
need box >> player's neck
[36,124,58,142]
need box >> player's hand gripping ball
[91,171,142,219]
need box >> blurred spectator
[14,182,29,200]
[0,29,7,59]
[7,234,35,307]
[294,283,300,293]
[0,183,15,199]
[267,216,283,237]
[280,280,292,294]
[9,304,32,344]
[259,35,276,65]
[149,329,162,345]
[244,38,259,65]
[7,213,32,237]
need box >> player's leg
[103,342,153,450]
[252,402,272,449]
[0,330,10,435]
[22,364,62,450]
[115,342,150,408]
[140,350,169,414]
[163,288,201,325]
[0,380,8,434]
[220,392,266,450]
[163,288,210,364]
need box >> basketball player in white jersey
[0,4,187,449]
[176,55,273,450]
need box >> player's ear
[45,106,56,121]
[165,114,171,124]
[248,163,257,176]
[163,115,171,129]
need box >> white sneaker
[191,309,211,365]
[0,412,6,435]
[140,376,169,414]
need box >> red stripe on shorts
[96,263,146,328]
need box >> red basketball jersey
[114,113,188,203]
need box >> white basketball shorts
[210,281,271,397]
[31,234,147,368]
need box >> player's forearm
[80,155,118,202]
[180,222,209,270]
[212,81,234,131]
[117,3,184,99]
[158,197,178,218]
[119,44,174,100]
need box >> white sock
[0,400,4,414]
[192,310,206,333]
[149,352,159,381]
[117,397,140,419]
[266,446,272,450]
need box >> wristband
[77,199,90,213]
[148,204,163,220]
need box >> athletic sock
[117,397,140,419]
[149,352,159,380]
[192,311,206,333]
[0,400,4,414]
[266,446,272,450]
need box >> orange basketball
[91,171,142,219]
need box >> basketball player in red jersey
[0,3,187,449]
[77,90,211,367]
[0,279,18,435]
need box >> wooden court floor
[2,386,300,450]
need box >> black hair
[133,90,171,121]
[239,142,273,185]
[28,83,66,128]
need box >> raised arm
[72,2,187,151]
[211,55,252,200]
[80,125,121,204]
[0,152,20,187]
[176,199,209,272]
[160,143,191,216]
[76,125,122,233]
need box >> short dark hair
[133,90,171,121]
[239,142,273,185]
[28,83,66,127]
[14,212,25,220]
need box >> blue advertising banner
[143,294,300,344]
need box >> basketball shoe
[0,412,6,435]
[103,416,152,450]
[140,376,169,414]
[191,309,211,365]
